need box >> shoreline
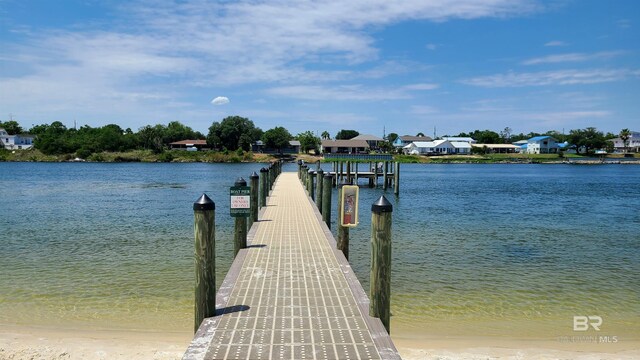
[2,324,638,360]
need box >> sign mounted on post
[230,186,251,217]
[340,185,359,227]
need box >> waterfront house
[252,140,301,154]
[321,139,369,154]
[472,144,520,153]
[169,139,209,151]
[526,136,559,154]
[1,128,35,150]
[609,131,640,153]
[403,140,471,155]
[350,134,385,149]
[393,135,433,149]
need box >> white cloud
[617,19,631,29]
[544,40,567,47]
[426,43,438,50]
[522,51,625,65]
[266,85,411,101]
[461,68,639,87]
[211,96,230,105]
[403,83,439,91]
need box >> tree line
[0,117,631,157]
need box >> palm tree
[620,128,631,153]
[321,131,330,140]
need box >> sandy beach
[2,325,638,360]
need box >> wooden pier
[183,172,400,359]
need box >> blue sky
[1,0,638,138]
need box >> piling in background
[260,167,268,208]
[370,195,393,334]
[382,161,388,190]
[316,168,324,210]
[193,194,216,334]
[337,183,350,260]
[394,162,400,196]
[234,178,247,258]
[322,174,332,229]
[297,160,302,179]
[346,161,351,185]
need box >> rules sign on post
[230,186,251,217]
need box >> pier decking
[183,172,399,360]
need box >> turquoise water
[1,163,638,340]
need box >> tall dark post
[297,160,302,179]
[307,169,315,200]
[193,194,215,333]
[249,172,259,227]
[316,168,324,210]
[354,162,359,184]
[322,174,332,229]
[394,162,400,196]
[337,183,350,260]
[346,161,351,185]
[370,196,393,334]
[260,167,268,208]
[234,178,247,258]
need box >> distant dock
[183,172,400,359]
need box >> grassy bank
[0,148,277,163]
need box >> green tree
[297,131,320,153]
[207,116,262,151]
[263,126,292,153]
[0,120,23,134]
[321,131,330,140]
[386,132,399,144]
[499,127,512,143]
[460,130,501,144]
[568,127,607,155]
[335,129,359,140]
[620,128,631,153]
[164,121,200,144]
[137,125,165,153]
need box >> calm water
[1,163,638,340]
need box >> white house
[403,140,471,155]
[609,131,640,153]
[526,136,558,154]
[393,135,433,149]
[1,128,35,150]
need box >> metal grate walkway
[183,172,399,360]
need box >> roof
[321,139,370,148]
[289,140,301,146]
[399,135,433,142]
[351,134,384,141]
[442,137,476,143]
[528,136,556,142]
[169,139,207,146]
[449,141,472,148]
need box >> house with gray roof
[321,139,369,154]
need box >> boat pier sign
[230,186,251,217]
[340,185,359,227]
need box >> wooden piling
[316,168,324,210]
[370,195,393,334]
[382,161,387,190]
[308,169,315,201]
[193,194,216,333]
[249,172,259,228]
[322,174,332,229]
[346,161,351,185]
[260,167,268,208]
[394,162,400,196]
[337,183,350,260]
[234,178,247,258]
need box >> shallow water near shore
[1,162,638,347]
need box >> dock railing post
[370,195,392,334]
[322,174,332,229]
[260,167,268,208]
[193,194,216,334]
[249,172,259,227]
[233,178,247,258]
[346,161,351,184]
[337,183,350,260]
[297,160,302,179]
[382,161,388,190]
[316,168,324,210]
